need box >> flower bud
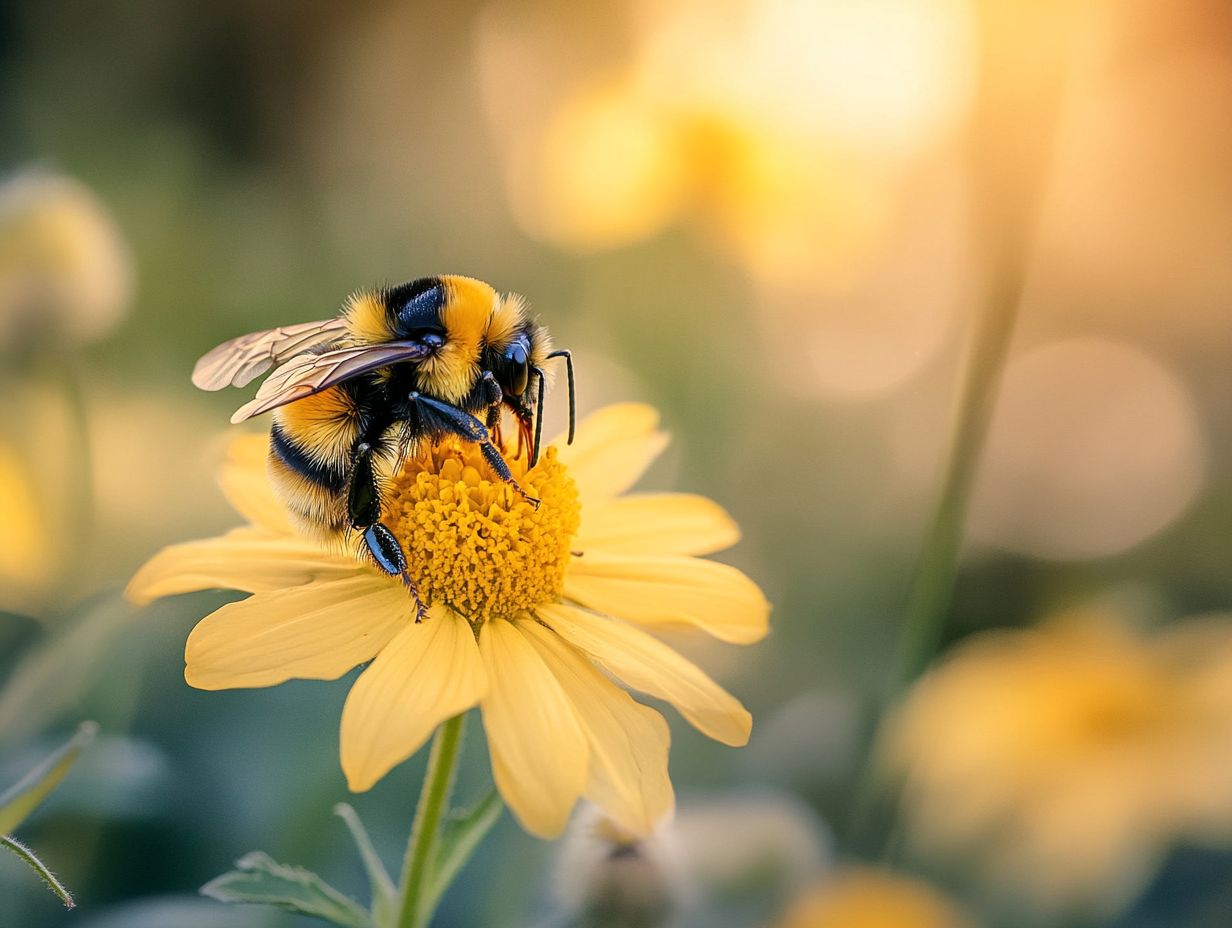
[552,805,683,928]
[0,170,132,351]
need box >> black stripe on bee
[385,277,446,336]
[270,423,348,492]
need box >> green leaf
[201,851,373,928]
[423,790,504,918]
[334,803,395,921]
[0,721,97,833]
[1,833,75,908]
[0,598,130,745]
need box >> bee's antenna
[546,349,575,445]
[531,366,547,468]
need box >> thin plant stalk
[1,834,75,909]
[845,290,1022,855]
[889,290,1021,691]
[843,0,1078,858]
[394,714,466,928]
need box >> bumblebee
[193,275,574,620]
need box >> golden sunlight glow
[483,0,977,283]
[510,82,686,251]
[654,0,978,153]
[760,167,968,398]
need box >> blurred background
[2,0,1232,926]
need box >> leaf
[0,597,130,745]
[1,833,75,908]
[0,721,97,833]
[334,803,395,916]
[423,790,504,918]
[201,851,372,928]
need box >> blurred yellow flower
[0,383,229,615]
[883,612,1232,917]
[775,868,976,928]
[487,0,975,288]
[128,404,768,838]
[0,170,132,350]
[0,441,54,613]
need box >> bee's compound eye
[511,361,529,397]
[501,342,530,396]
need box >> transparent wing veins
[192,318,348,391]
[229,341,434,423]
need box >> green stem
[1,834,75,909]
[393,714,466,928]
[889,289,1021,691]
[57,354,96,599]
[845,292,1021,855]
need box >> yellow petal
[552,403,669,502]
[521,621,674,837]
[341,607,487,792]
[126,528,362,605]
[218,432,291,532]
[538,602,752,746]
[184,575,409,690]
[564,553,770,645]
[479,618,589,838]
[578,493,740,556]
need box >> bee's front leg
[350,440,430,622]
[410,391,540,508]
[481,371,503,431]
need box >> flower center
[382,438,581,624]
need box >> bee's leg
[362,524,428,623]
[350,440,430,622]
[410,391,540,508]
[482,372,503,431]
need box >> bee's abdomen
[266,385,362,538]
[270,423,347,492]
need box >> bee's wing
[192,318,349,391]
[229,341,434,423]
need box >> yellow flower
[775,868,976,928]
[127,404,769,838]
[882,611,1232,917]
[0,440,54,612]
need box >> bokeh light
[969,338,1207,560]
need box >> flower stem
[845,293,1021,855]
[394,714,466,928]
[889,292,1020,691]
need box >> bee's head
[345,276,548,408]
[483,291,551,405]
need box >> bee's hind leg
[410,391,540,508]
[351,439,430,622]
[362,523,429,623]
